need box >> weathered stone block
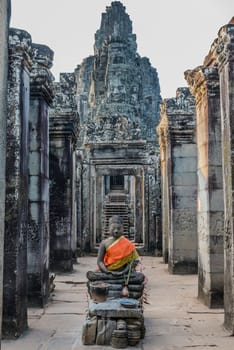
[208,142,222,166]
[172,144,197,158]
[28,176,40,201]
[172,172,197,186]
[209,189,224,212]
[208,165,223,189]
[172,208,197,233]
[28,152,40,174]
[173,192,197,209]
[172,157,197,173]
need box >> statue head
[109,215,123,238]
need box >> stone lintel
[30,43,54,104]
[90,160,148,167]
[185,66,219,104]
[158,88,195,144]
[216,22,234,68]
[8,27,32,71]
[30,83,54,105]
[93,164,143,177]
[170,129,195,144]
[50,115,79,140]
[88,140,146,150]
[32,43,54,69]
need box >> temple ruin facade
[0,0,234,344]
[75,2,162,254]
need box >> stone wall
[3,28,32,338]
[49,73,79,271]
[215,18,234,333]
[158,88,197,273]
[0,0,11,342]
[185,52,224,308]
[27,43,54,307]
[2,26,55,338]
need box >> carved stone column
[27,43,54,306]
[135,168,144,244]
[76,154,83,254]
[0,0,11,342]
[157,121,169,263]
[158,88,197,273]
[216,19,234,332]
[49,73,79,271]
[3,28,32,338]
[185,65,224,307]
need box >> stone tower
[76,1,162,254]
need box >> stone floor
[2,256,234,350]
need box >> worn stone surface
[88,299,143,319]
[76,1,161,253]
[87,270,144,299]
[185,58,224,307]
[28,43,54,307]
[0,0,11,343]
[3,27,32,338]
[157,88,197,273]
[216,19,234,333]
[49,72,79,271]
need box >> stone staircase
[103,191,130,239]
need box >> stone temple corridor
[0,0,234,348]
[2,257,234,350]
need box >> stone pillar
[49,73,79,271]
[95,174,104,244]
[157,125,169,263]
[27,43,54,306]
[76,152,83,255]
[147,163,159,254]
[0,0,10,344]
[135,169,144,244]
[79,156,91,252]
[216,19,234,332]
[3,28,32,338]
[185,65,224,307]
[158,88,197,273]
[154,153,163,256]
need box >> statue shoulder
[103,237,115,248]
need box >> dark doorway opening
[110,175,124,190]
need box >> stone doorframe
[89,163,145,250]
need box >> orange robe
[104,236,139,271]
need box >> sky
[10,0,234,99]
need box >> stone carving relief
[76,2,161,144]
[83,114,143,143]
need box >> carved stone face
[107,76,126,102]
[109,223,123,238]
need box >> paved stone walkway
[2,256,234,350]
